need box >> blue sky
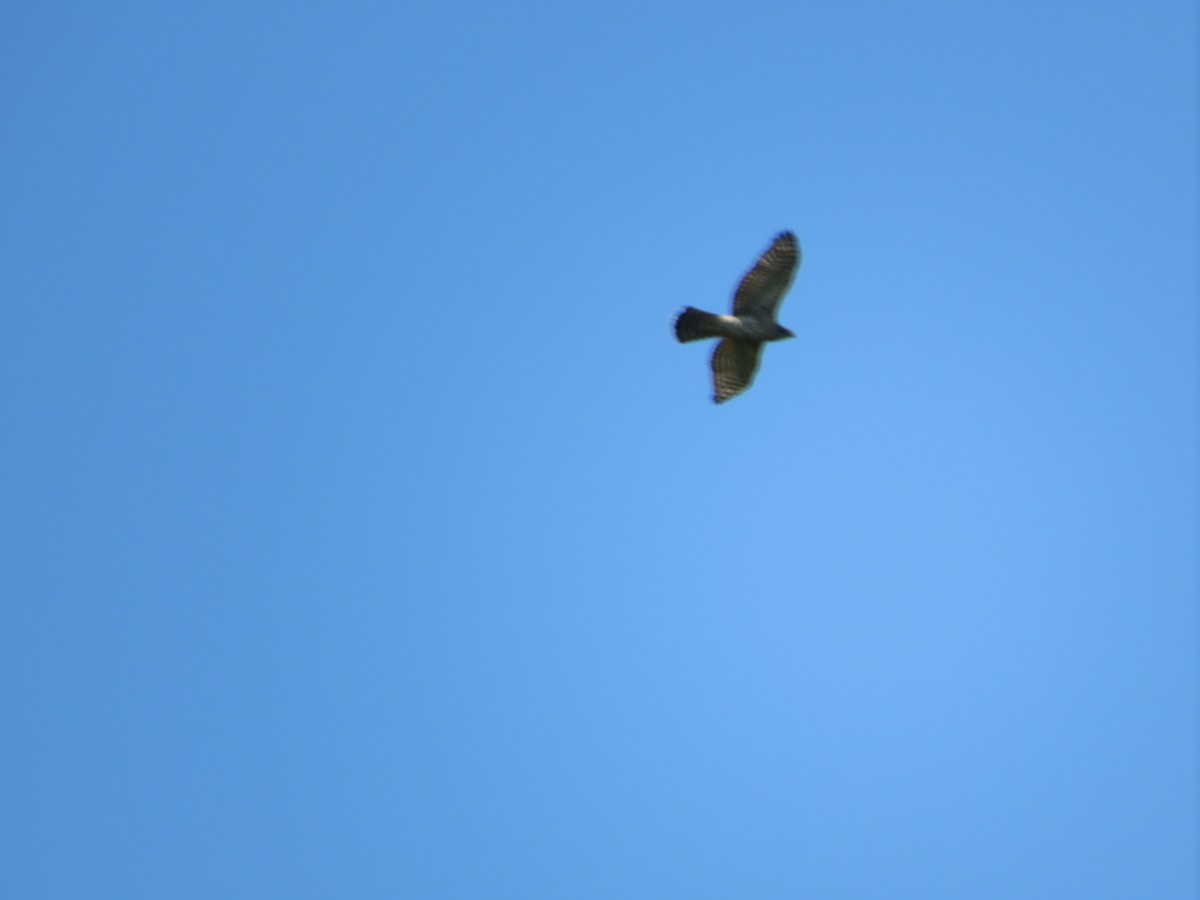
[3,1,1197,897]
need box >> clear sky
[3,2,1197,897]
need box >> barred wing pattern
[731,231,800,318]
[711,338,763,404]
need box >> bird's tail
[674,307,722,343]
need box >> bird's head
[775,325,795,340]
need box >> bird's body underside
[673,231,800,403]
[675,308,791,344]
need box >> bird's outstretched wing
[711,338,762,404]
[732,231,800,319]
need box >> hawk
[674,231,800,403]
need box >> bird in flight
[674,231,800,403]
